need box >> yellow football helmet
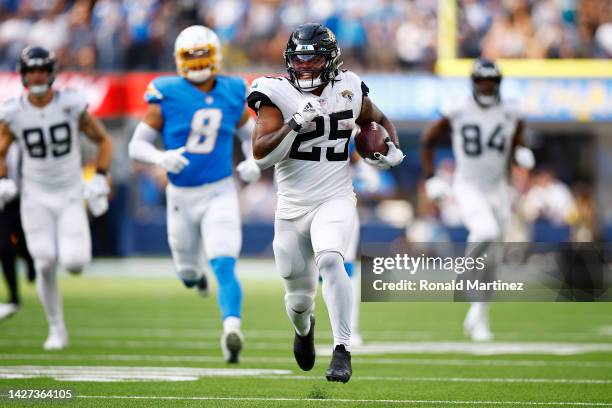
[174,25,222,83]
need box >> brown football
[355,122,389,160]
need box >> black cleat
[326,344,352,383]
[293,315,315,371]
[196,275,209,297]
[222,331,243,364]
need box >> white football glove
[514,146,535,169]
[424,176,450,202]
[84,173,110,217]
[364,138,405,170]
[236,159,261,183]
[87,194,109,217]
[0,178,17,205]
[156,147,190,174]
[85,173,110,198]
[292,98,323,126]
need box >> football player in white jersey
[0,46,113,350]
[421,58,535,341]
[248,23,404,382]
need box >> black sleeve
[247,91,278,113]
[361,81,369,97]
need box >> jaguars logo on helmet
[471,58,502,107]
[284,23,342,91]
[17,46,57,97]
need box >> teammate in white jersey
[248,23,404,382]
[0,46,113,350]
[421,58,535,341]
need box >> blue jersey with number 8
[144,75,246,187]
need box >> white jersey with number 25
[248,70,367,219]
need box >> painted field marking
[0,366,609,385]
[3,340,612,355]
[70,395,612,406]
[4,326,609,341]
[1,354,612,368]
[338,341,612,356]
[0,366,290,382]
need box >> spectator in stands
[92,0,125,70]
[0,0,610,71]
[67,0,96,71]
[122,0,162,70]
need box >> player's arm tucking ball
[511,120,535,169]
[128,104,189,174]
[356,96,404,170]
[252,97,322,169]
[420,116,451,201]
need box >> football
[355,122,389,160]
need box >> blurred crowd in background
[0,0,608,253]
[0,0,611,73]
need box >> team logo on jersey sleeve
[145,84,163,101]
[341,90,353,102]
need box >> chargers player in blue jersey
[128,25,260,363]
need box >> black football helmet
[284,23,342,91]
[471,58,502,107]
[17,46,57,94]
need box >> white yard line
[3,340,612,355]
[6,326,609,340]
[0,366,609,385]
[0,338,283,350]
[73,395,612,406]
[253,375,612,384]
[0,366,290,382]
[2,354,612,368]
[339,342,612,356]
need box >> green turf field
[0,260,611,407]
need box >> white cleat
[0,303,19,320]
[463,303,493,342]
[221,330,243,363]
[43,326,68,351]
[469,322,494,342]
[351,331,364,347]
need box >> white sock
[318,252,351,348]
[350,274,360,334]
[284,275,316,337]
[469,302,489,320]
[223,316,241,333]
[35,259,65,329]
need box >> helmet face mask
[287,54,327,90]
[285,23,342,91]
[174,26,221,84]
[471,58,502,107]
[18,46,57,96]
